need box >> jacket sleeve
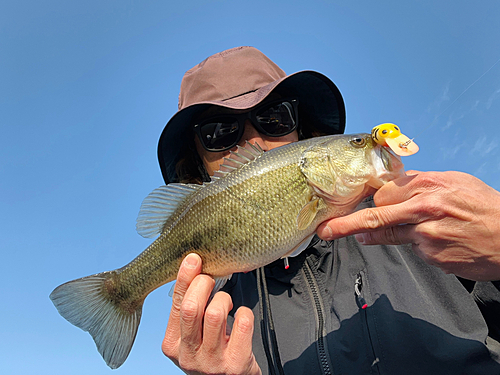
[472,281,500,342]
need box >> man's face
[194,119,298,176]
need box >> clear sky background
[1,1,499,374]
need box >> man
[159,46,500,374]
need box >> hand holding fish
[162,253,262,375]
[317,171,500,281]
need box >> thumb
[405,170,422,176]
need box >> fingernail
[355,234,366,244]
[184,254,199,269]
[322,224,333,240]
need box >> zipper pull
[284,257,290,270]
[355,273,368,310]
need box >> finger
[227,307,255,359]
[405,169,421,176]
[202,291,233,355]
[317,203,425,240]
[179,274,215,355]
[164,254,202,346]
[355,224,416,246]
[374,171,446,207]
[372,175,418,206]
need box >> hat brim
[158,70,346,184]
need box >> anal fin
[168,275,233,302]
[208,275,233,302]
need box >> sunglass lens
[199,118,240,151]
[256,101,296,135]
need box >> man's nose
[242,120,269,151]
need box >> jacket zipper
[303,259,333,375]
[355,272,380,373]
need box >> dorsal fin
[213,141,264,178]
[136,183,203,238]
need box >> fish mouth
[380,145,402,171]
[367,145,406,189]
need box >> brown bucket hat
[158,46,346,184]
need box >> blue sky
[1,1,499,374]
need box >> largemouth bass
[50,133,405,369]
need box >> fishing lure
[371,123,419,156]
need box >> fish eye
[394,126,399,131]
[350,136,367,148]
[382,130,388,134]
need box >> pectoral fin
[297,197,325,230]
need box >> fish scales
[50,133,406,369]
[117,143,314,301]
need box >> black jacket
[223,199,500,375]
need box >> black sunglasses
[193,98,299,152]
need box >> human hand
[162,253,262,375]
[317,171,500,281]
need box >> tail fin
[49,271,142,369]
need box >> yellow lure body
[371,123,419,156]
